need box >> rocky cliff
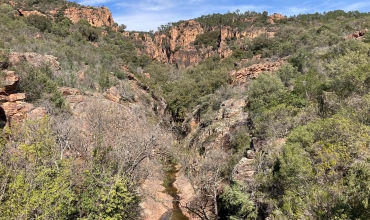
[133,19,276,67]
[64,6,114,27]
[15,5,114,27]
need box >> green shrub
[74,19,99,42]
[247,73,287,111]
[364,31,370,43]
[194,30,220,49]
[250,33,273,54]
[220,182,257,219]
[26,14,52,32]
[0,4,15,18]
[19,65,65,109]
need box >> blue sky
[76,0,370,31]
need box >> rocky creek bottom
[159,160,189,220]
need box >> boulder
[58,87,81,96]
[246,150,256,159]
[2,70,19,94]
[9,52,60,72]
[343,29,368,40]
[104,87,121,103]
[8,93,25,102]
[269,13,285,24]
[232,157,255,183]
[0,71,46,126]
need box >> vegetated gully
[159,159,189,220]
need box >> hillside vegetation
[1,0,370,219]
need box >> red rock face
[268,13,285,24]
[0,71,46,126]
[170,20,204,50]
[14,5,114,27]
[64,6,114,27]
[343,29,368,40]
[1,71,19,95]
[103,87,121,103]
[229,57,288,86]
[135,20,276,67]
[134,20,214,67]
[0,52,57,126]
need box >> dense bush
[18,65,65,109]
[0,117,141,219]
[141,56,233,119]
[194,30,220,50]
[26,14,52,32]
[74,19,99,42]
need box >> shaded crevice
[0,107,7,129]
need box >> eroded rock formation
[229,57,288,86]
[9,52,60,72]
[0,52,62,126]
[268,13,285,24]
[175,98,249,218]
[343,29,368,40]
[0,71,45,125]
[64,6,114,27]
[16,9,45,17]
[135,19,276,67]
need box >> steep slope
[131,15,280,67]
[3,1,370,219]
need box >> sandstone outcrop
[183,98,248,151]
[58,87,81,96]
[1,70,19,95]
[16,9,46,17]
[14,5,114,27]
[64,6,114,27]
[0,52,58,125]
[269,13,285,24]
[137,21,214,67]
[170,20,204,50]
[9,52,60,72]
[220,26,273,41]
[137,20,207,67]
[217,26,274,60]
[232,157,255,183]
[177,98,249,218]
[103,86,121,103]
[229,57,288,86]
[174,169,196,220]
[343,29,368,40]
[136,19,276,67]
[0,71,46,125]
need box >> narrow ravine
[159,160,189,220]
